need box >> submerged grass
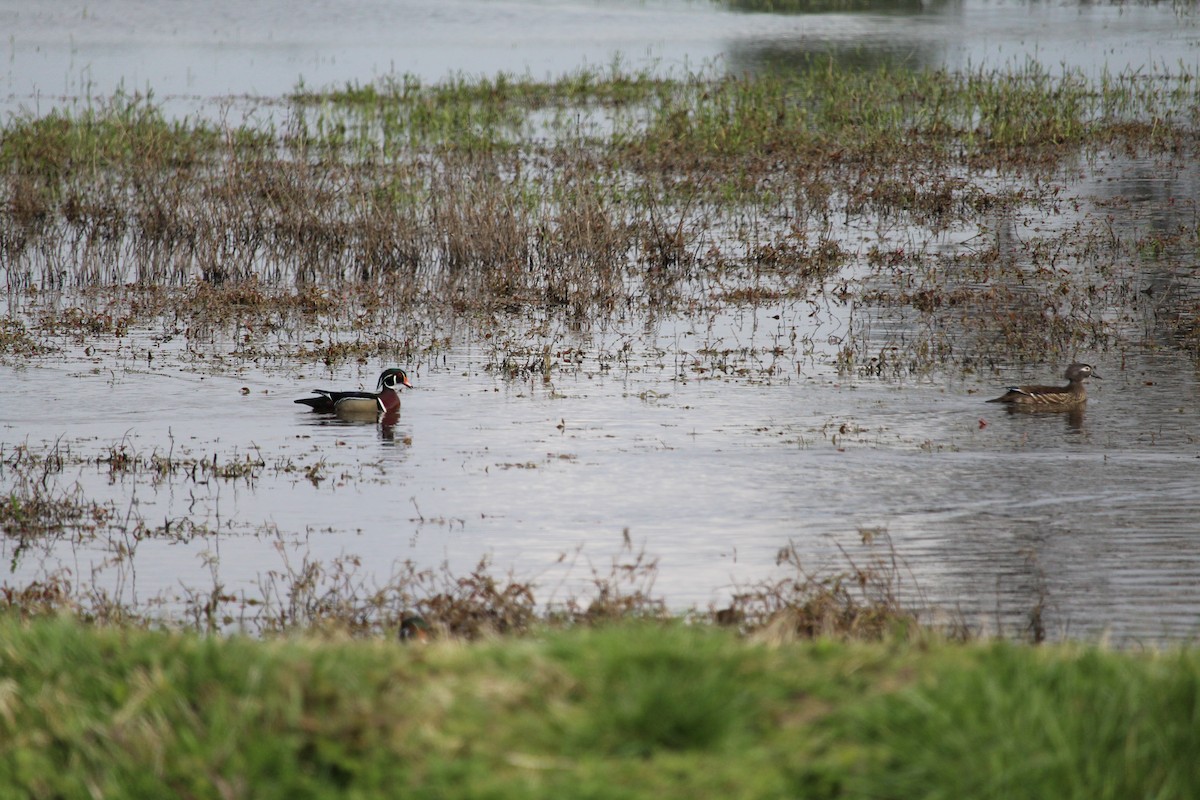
[2,440,951,641]
[0,617,1197,799]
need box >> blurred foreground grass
[1,616,1197,799]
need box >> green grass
[1,617,1198,799]
[0,91,235,181]
[841,645,1200,799]
[5,63,1193,176]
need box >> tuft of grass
[0,91,230,186]
[723,531,938,642]
[0,320,54,359]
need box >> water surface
[4,304,1199,641]
[3,0,1200,642]
[4,0,1196,116]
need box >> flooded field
[5,0,1196,111]
[3,0,1200,643]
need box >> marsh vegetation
[5,63,1199,366]
[4,58,1200,637]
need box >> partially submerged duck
[986,363,1099,407]
[294,368,412,415]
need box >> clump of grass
[242,552,542,638]
[243,538,668,639]
[0,319,53,358]
[723,530,936,641]
[0,482,110,540]
[0,442,114,543]
[0,90,231,188]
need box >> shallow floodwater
[3,0,1200,642]
[4,316,1200,642]
[3,0,1197,117]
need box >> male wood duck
[294,368,412,414]
[986,363,1099,407]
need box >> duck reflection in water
[999,402,1087,434]
[329,406,401,441]
[378,408,400,441]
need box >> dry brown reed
[720,530,942,642]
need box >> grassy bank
[0,617,1197,799]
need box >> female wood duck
[986,363,1099,407]
[294,368,412,415]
